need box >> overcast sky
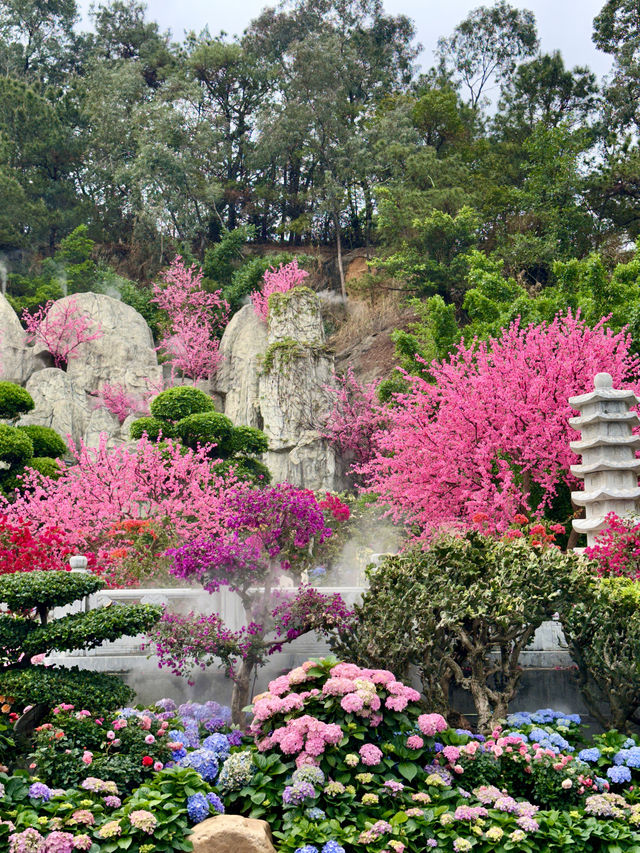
[77,0,613,80]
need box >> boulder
[0,293,41,384]
[15,294,161,448]
[190,815,276,853]
[50,293,162,396]
[215,304,268,429]
[215,289,346,490]
[20,368,89,446]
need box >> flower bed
[2,660,640,852]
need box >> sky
[77,0,614,81]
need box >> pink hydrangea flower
[417,713,448,736]
[407,735,424,750]
[341,693,364,714]
[359,744,383,766]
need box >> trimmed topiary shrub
[0,570,162,717]
[231,425,269,456]
[0,382,34,420]
[16,425,66,458]
[129,415,175,441]
[132,387,271,484]
[149,386,215,421]
[0,424,33,465]
[176,411,235,455]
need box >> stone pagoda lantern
[569,372,640,546]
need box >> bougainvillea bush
[152,485,353,724]
[209,658,640,852]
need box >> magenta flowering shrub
[584,512,640,580]
[152,484,351,725]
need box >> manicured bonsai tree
[0,570,162,718]
[0,384,66,497]
[130,386,270,483]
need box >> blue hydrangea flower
[294,847,319,853]
[28,782,51,801]
[305,807,326,820]
[322,843,345,853]
[206,792,225,814]
[530,709,556,724]
[455,729,473,737]
[506,711,532,727]
[178,748,219,782]
[202,733,231,758]
[283,782,316,804]
[623,738,638,749]
[227,729,244,747]
[614,747,640,768]
[187,793,210,823]
[578,748,601,763]
[172,748,187,761]
[595,777,608,791]
[606,765,632,784]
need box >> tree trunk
[230,657,255,728]
[335,213,347,303]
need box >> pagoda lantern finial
[569,373,640,546]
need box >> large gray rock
[21,368,89,445]
[215,289,344,491]
[0,293,41,384]
[216,304,268,429]
[190,815,276,853]
[15,293,161,448]
[49,293,161,396]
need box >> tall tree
[0,0,78,83]
[436,0,539,109]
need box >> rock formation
[2,286,344,488]
[1,292,162,448]
[215,287,344,491]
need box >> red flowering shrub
[584,512,640,580]
[0,516,72,575]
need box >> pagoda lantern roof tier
[571,486,640,506]
[569,411,640,428]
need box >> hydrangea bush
[212,659,640,852]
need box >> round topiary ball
[16,425,67,458]
[176,411,235,456]
[0,382,35,420]
[129,416,175,442]
[150,387,216,422]
[0,424,34,466]
[231,425,269,456]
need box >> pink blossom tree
[152,257,229,382]
[22,298,103,369]
[362,312,640,539]
[90,382,150,425]
[320,368,388,477]
[152,484,351,724]
[0,435,238,569]
[250,259,309,322]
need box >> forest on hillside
[1,0,639,353]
